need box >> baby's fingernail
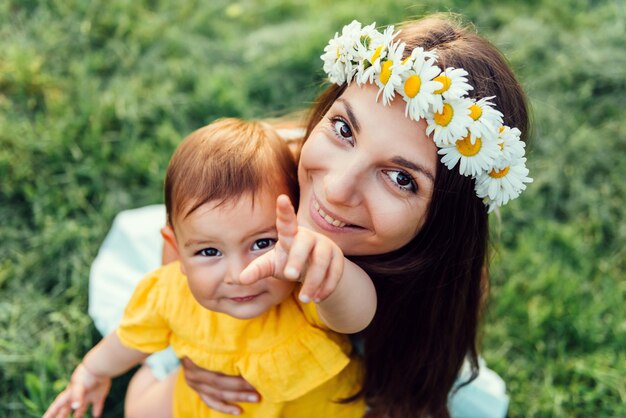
[285,267,298,279]
[230,409,241,416]
[247,394,259,402]
[299,293,311,303]
[314,298,321,304]
[71,401,81,410]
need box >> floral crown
[321,21,532,211]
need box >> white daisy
[341,20,364,53]
[497,125,526,163]
[467,97,503,143]
[375,40,407,105]
[425,97,473,146]
[355,25,399,85]
[400,47,442,121]
[321,20,363,84]
[356,50,381,85]
[438,133,501,177]
[431,67,474,113]
[352,22,380,61]
[475,156,533,209]
[375,25,399,59]
[321,32,347,84]
[356,43,386,85]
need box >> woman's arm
[181,357,260,415]
[43,332,149,418]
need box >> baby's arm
[43,332,149,418]
[240,194,376,334]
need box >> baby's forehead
[174,192,280,242]
[177,187,284,223]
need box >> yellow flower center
[434,103,454,126]
[371,46,382,63]
[456,134,482,156]
[404,75,422,98]
[380,60,393,85]
[489,166,510,178]
[469,104,482,121]
[434,75,452,94]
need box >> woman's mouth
[314,201,347,227]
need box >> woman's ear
[160,225,182,269]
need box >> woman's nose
[323,161,363,207]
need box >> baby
[44,118,375,418]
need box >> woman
[91,14,530,418]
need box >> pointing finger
[239,250,277,285]
[275,195,298,250]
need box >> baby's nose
[224,259,247,284]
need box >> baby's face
[173,190,295,319]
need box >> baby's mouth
[229,294,259,303]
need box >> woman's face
[298,84,439,256]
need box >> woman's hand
[181,357,260,415]
[43,363,111,418]
[239,194,345,303]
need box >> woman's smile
[305,192,367,234]
[314,200,347,228]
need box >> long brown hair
[304,15,528,418]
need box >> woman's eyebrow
[391,156,435,184]
[336,98,361,133]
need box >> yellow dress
[117,262,365,418]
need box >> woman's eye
[330,117,354,144]
[197,247,221,257]
[384,170,417,192]
[252,238,276,251]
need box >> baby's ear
[160,225,182,269]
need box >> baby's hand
[240,194,344,303]
[43,363,111,418]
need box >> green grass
[1,0,624,416]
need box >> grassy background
[1,0,624,416]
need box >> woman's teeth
[314,201,346,227]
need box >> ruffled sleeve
[116,264,173,353]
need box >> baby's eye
[330,117,354,145]
[251,238,276,251]
[197,247,221,257]
[383,170,417,193]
